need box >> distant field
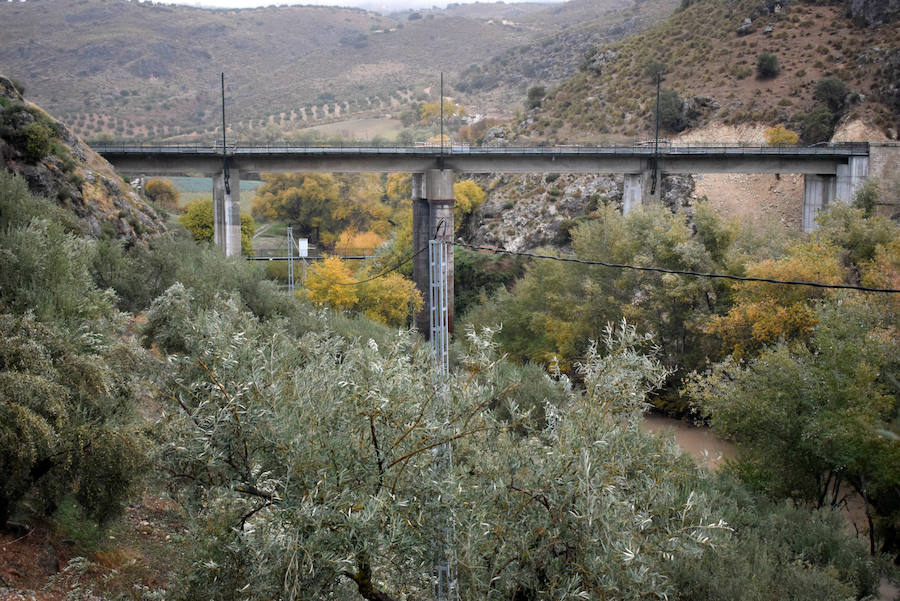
[299,118,404,142]
[167,176,262,213]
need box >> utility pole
[221,72,230,195]
[652,72,661,196]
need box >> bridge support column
[623,168,661,213]
[836,156,869,203]
[803,174,836,233]
[412,173,430,334]
[413,170,455,337]
[213,167,241,257]
[623,174,642,214]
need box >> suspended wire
[323,221,448,287]
[454,242,900,294]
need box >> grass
[167,176,261,214]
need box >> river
[640,413,899,601]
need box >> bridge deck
[91,142,869,176]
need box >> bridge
[92,141,874,333]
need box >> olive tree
[152,289,729,601]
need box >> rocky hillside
[454,0,679,108]
[517,0,900,142]
[0,75,163,243]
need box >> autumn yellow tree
[419,100,465,125]
[335,228,385,256]
[706,241,844,358]
[179,198,256,256]
[453,179,486,232]
[764,124,799,147]
[304,256,359,311]
[144,178,180,211]
[304,256,422,326]
[359,272,423,327]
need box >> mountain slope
[518,0,900,142]
[0,75,163,243]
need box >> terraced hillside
[0,0,677,143]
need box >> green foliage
[178,198,255,256]
[814,76,849,113]
[668,475,878,600]
[756,51,780,78]
[454,247,525,317]
[22,121,53,162]
[643,60,667,82]
[525,85,546,110]
[852,178,878,216]
[689,296,900,557]
[462,203,734,383]
[157,313,735,601]
[0,173,149,526]
[800,105,836,143]
[657,87,685,132]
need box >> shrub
[525,85,546,110]
[658,87,686,132]
[814,76,849,113]
[643,61,668,82]
[800,106,836,143]
[22,121,53,163]
[764,124,799,146]
[144,178,180,211]
[756,52,780,78]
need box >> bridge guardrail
[88,141,870,157]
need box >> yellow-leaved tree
[335,228,385,256]
[304,256,422,327]
[764,124,799,147]
[359,272,423,327]
[453,179,486,232]
[304,256,358,311]
[705,241,844,358]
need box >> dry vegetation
[522,0,899,142]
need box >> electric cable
[454,242,900,294]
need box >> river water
[639,412,736,470]
[640,413,899,600]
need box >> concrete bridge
[92,141,874,333]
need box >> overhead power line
[454,242,900,294]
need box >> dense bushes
[0,171,148,527]
[756,52,780,79]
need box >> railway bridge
[92,141,873,332]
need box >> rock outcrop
[0,74,163,244]
[848,0,900,27]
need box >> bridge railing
[87,141,870,156]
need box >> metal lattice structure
[286,226,295,294]
[429,239,458,601]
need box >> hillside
[0,0,675,143]
[454,0,680,108]
[517,0,900,142]
[0,75,163,243]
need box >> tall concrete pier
[413,169,455,336]
[213,166,241,256]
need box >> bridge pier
[413,169,455,337]
[836,156,869,204]
[622,167,662,213]
[803,156,868,232]
[213,167,241,257]
[802,174,836,233]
